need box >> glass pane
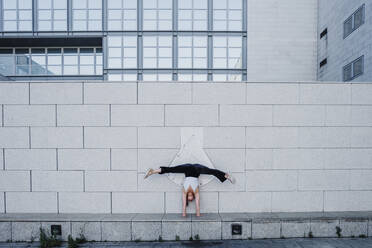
[38,0,51,9]
[354,7,364,29]
[4,10,17,20]
[19,0,32,9]
[353,57,363,77]
[0,56,14,75]
[53,0,66,9]
[3,0,17,9]
[73,0,87,8]
[108,0,121,8]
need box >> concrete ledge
[1,212,372,242]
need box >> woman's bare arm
[195,191,200,217]
[182,190,187,217]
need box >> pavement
[1,238,372,247]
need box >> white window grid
[143,0,172,30]
[213,73,242,82]
[107,35,137,69]
[2,0,33,31]
[37,0,67,31]
[72,0,102,31]
[107,72,137,81]
[178,72,208,81]
[178,35,207,69]
[0,47,102,76]
[213,36,242,69]
[143,35,172,68]
[142,72,173,81]
[213,0,242,31]
[107,0,137,31]
[178,0,207,31]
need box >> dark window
[320,28,327,39]
[320,58,327,68]
[343,56,364,81]
[344,4,365,38]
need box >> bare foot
[144,168,154,179]
[225,173,236,184]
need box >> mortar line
[3,192,6,214]
[218,104,220,125]
[82,126,85,149]
[55,104,57,126]
[57,192,59,214]
[109,148,112,171]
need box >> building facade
[318,0,372,82]
[0,0,318,82]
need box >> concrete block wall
[0,81,372,214]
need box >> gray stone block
[310,219,339,238]
[162,221,191,241]
[41,221,71,241]
[0,222,11,242]
[191,221,221,240]
[281,220,310,238]
[101,222,131,241]
[71,221,101,241]
[252,221,281,239]
[12,222,41,241]
[339,219,368,237]
[132,221,161,241]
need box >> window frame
[343,4,365,39]
[343,55,364,81]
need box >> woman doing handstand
[144,163,235,217]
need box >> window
[142,72,172,81]
[343,56,364,81]
[213,73,242,81]
[178,0,207,31]
[2,0,33,31]
[107,0,137,30]
[143,0,172,30]
[108,72,137,81]
[178,72,207,81]
[72,0,102,31]
[178,35,207,69]
[0,49,14,75]
[107,36,137,69]
[320,28,327,39]
[31,48,47,74]
[0,47,102,76]
[213,0,242,31]
[213,36,242,69]
[37,0,67,31]
[344,4,365,38]
[143,35,172,68]
[319,58,327,68]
